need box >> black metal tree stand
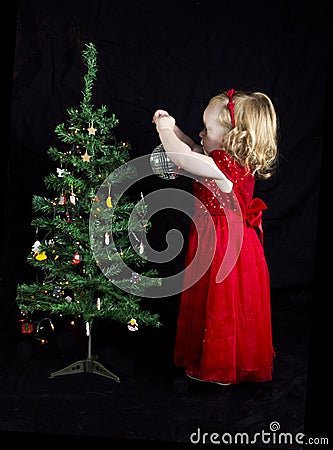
[49,320,121,382]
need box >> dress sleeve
[209,149,245,183]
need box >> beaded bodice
[193,150,255,216]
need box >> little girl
[152,89,278,385]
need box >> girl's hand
[152,109,176,132]
[152,109,169,121]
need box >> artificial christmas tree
[16,42,161,381]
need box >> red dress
[174,150,274,384]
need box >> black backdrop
[1,0,330,289]
[0,0,331,437]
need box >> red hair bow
[227,88,236,128]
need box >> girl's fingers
[152,109,170,123]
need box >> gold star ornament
[88,123,96,135]
[81,151,91,162]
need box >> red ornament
[72,252,82,265]
[21,322,34,334]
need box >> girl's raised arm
[153,110,233,193]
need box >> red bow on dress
[245,198,267,243]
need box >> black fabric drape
[0,0,330,442]
[2,0,330,292]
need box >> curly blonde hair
[209,91,278,179]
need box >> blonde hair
[209,91,278,179]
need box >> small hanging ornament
[58,194,66,205]
[66,212,71,222]
[106,184,112,208]
[81,151,91,162]
[106,196,113,208]
[57,156,65,178]
[88,121,96,136]
[35,250,47,261]
[130,272,141,284]
[21,321,34,334]
[104,232,110,245]
[31,240,41,256]
[52,286,63,298]
[139,241,144,255]
[72,252,82,265]
[57,168,66,178]
[127,318,138,332]
[96,297,101,310]
[65,295,72,302]
[69,185,76,205]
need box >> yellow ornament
[35,251,47,261]
[81,151,91,162]
[106,196,113,208]
[88,122,96,135]
[127,318,138,332]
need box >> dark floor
[0,287,318,448]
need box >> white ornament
[57,168,66,177]
[31,240,41,253]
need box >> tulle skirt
[174,214,274,384]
